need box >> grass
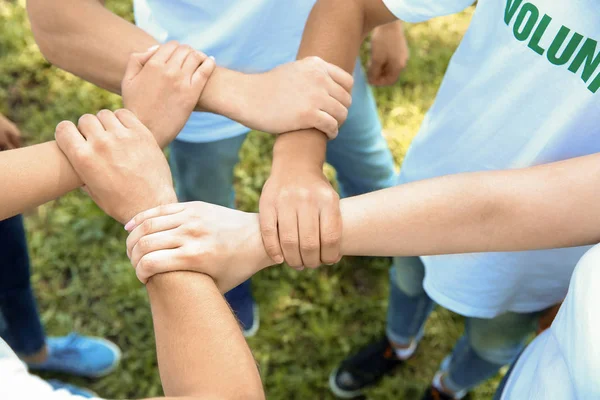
[1,1,500,399]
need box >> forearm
[0,142,81,221]
[340,153,600,256]
[146,272,264,400]
[27,0,258,124]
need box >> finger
[167,45,194,69]
[7,131,21,149]
[130,229,181,269]
[327,80,353,109]
[313,110,339,140]
[320,202,342,265]
[124,45,159,80]
[114,109,145,130]
[126,212,186,258]
[96,109,124,132]
[325,62,354,93]
[77,114,105,139]
[191,56,216,87]
[278,206,303,269]
[135,249,184,284]
[298,206,321,269]
[320,96,349,127]
[54,120,87,159]
[125,202,185,231]
[367,59,385,85]
[182,51,207,76]
[148,41,179,64]
[258,204,284,264]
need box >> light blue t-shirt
[381,0,600,317]
[133,0,318,143]
[501,244,600,399]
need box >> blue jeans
[0,215,46,357]
[169,59,396,300]
[386,257,540,394]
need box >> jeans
[169,59,397,301]
[0,215,45,357]
[386,257,540,394]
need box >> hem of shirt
[421,264,558,318]
[381,0,431,23]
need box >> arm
[0,43,213,222]
[55,112,264,399]
[258,0,398,268]
[127,152,600,293]
[26,0,352,138]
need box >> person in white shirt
[27,0,409,337]
[210,0,598,398]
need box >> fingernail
[209,55,216,61]
[147,44,159,52]
[274,256,284,264]
[124,219,135,232]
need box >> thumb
[124,45,160,81]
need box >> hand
[124,202,272,293]
[241,57,354,139]
[55,109,176,224]
[259,158,342,270]
[0,113,22,150]
[367,21,409,87]
[122,41,216,147]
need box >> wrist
[272,130,327,168]
[123,187,177,224]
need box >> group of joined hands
[56,42,356,294]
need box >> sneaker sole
[242,303,260,338]
[328,367,365,399]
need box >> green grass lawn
[1,2,501,399]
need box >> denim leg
[441,311,540,393]
[169,135,252,303]
[326,59,397,198]
[0,215,46,356]
[386,257,435,346]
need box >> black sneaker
[421,385,468,400]
[329,336,406,399]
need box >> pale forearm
[146,272,264,400]
[340,154,600,256]
[0,142,82,221]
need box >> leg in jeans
[439,311,540,396]
[168,134,259,335]
[326,59,397,198]
[386,256,435,347]
[0,215,46,359]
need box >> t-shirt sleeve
[551,244,600,398]
[380,0,475,23]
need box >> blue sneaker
[225,280,259,337]
[48,380,98,398]
[28,333,121,378]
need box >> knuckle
[321,232,341,247]
[140,219,153,235]
[138,237,151,252]
[300,240,319,253]
[138,256,157,275]
[280,235,299,249]
[321,254,340,265]
[96,109,112,119]
[114,108,132,119]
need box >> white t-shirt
[133,0,318,143]
[0,339,102,400]
[381,0,600,317]
[500,243,600,399]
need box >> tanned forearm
[146,272,265,400]
[339,153,600,256]
[0,142,82,221]
[273,0,398,167]
[26,0,252,122]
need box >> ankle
[389,338,417,360]
[433,371,466,399]
[20,344,48,364]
